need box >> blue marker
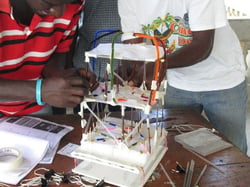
[109,122,117,127]
[96,138,105,141]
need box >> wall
[229,19,250,62]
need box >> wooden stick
[186,148,224,174]
[160,163,176,187]
[183,161,189,187]
[186,160,195,187]
[193,164,207,187]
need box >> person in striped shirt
[0,0,98,117]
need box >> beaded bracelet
[36,79,45,105]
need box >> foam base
[72,117,168,187]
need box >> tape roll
[0,147,23,171]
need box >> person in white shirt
[118,0,248,153]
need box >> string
[83,102,120,145]
[169,124,204,134]
[160,163,176,187]
[67,175,95,187]
[19,167,98,187]
[123,115,148,144]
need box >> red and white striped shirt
[0,0,83,117]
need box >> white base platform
[72,145,167,187]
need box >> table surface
[17,108,250,187]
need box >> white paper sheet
[0,116,74,164]
[57,143,80,158]
[0,131,49,185]
[85,43,165,62]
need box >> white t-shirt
[118,0,246,91]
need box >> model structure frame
[71,32,169,187]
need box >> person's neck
[10,0,34,26]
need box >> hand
[77,68,99,91]
[128,62,154,89]
[115,60,144,85]
[128,61,167,90]
[41,68,98,108]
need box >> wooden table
[20,108,250,187]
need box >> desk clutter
[0,110,247,187]
[0,116,73,185]
[16,167,103,187]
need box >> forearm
[123,37,144,44]
[123,30,214,69]
[167,43,211,68]
[0,52,67,103]
[167,30,214,68]
[42,52,67,78]
[0,79,36,102]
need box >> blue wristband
[36,79,45,105]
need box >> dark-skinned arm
[0,53,82,106]
[123,29,215,87]
[0,53,68,103]
[167,30,215,68]
[0,79,36,102]
[41,52,98,108]
[0,52,97,108]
